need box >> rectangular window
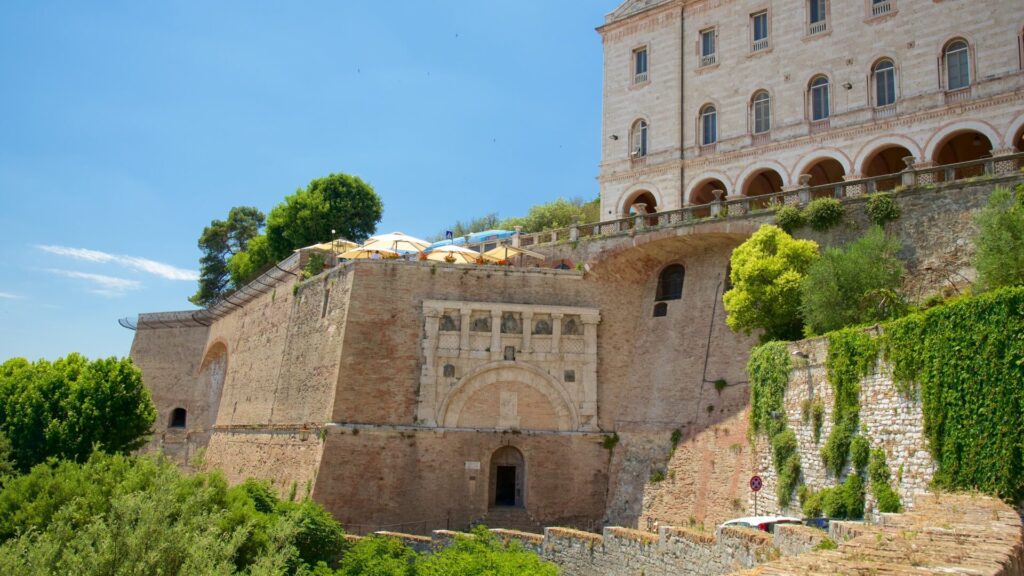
[875,67,896,106]
[809,0,826,23]
[700,28,716,66]
[633,48,648,83]
[948,50,969,90]
[751,11,769,52]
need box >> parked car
[720,515,803,534]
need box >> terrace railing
[515,152,1024,249]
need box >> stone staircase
[478,507,544,534]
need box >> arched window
[752,91,771,134]
[873,59,896,107]
[700,105,717,145]
[809,75,830,121]
[656,264,685,301]
[631,120,648,157]
[170,407,187,429]
[944,39,970,91]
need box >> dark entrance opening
[495,466,517,506]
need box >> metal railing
[633,72,648,84]
[514,152,1024,249]
[871,0,892,17]
[751,38,769,53]
[700,53,716,67]
[808,20,827,36]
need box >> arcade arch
[862,145,914,191]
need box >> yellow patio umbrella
[425,245,498,264]
[305,239,359,254]
[482,245,545,263]
[361,232,431,254]
[338,246,400,260]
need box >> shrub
[850,435,870,477]
[724,225,820,342]
[301,253,326,280]
[810,400,825,444]
[813,473,866,520]
[774,205,805,233]
[868,449,902,513]
[0,452,347,573]
[800,226,906,335]
[337,535,416,576]
[418,525,560,576]
[803,198,845,231]
[747,342,791,439]
[865,193,901,226]
[772,429,801,507]
[973,183,1024,291]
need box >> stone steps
[479,507,544,534]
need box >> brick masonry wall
[204,428,324,497]
[130,323,210,464]
[752,331,936,518]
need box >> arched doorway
[934,130,993,181]
[490,446,525,508]
[803,158,846,198]
[1013,123,1024,153]
[742,169,784,209]
[863,145,913,191]
[689,178,726,218]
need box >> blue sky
[0,1,621,360]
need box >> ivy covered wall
[749,287,1024,518]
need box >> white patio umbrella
[338,246,400,260]
[482,245,546,262]
[425,245,498,264]
[361,232,431,254]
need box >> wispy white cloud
[46,269,141,297]
[37,245,198,281]
[0,292,21,300]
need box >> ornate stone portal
[418,300,600,431]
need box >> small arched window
[873,59,896,106]
[700,105,717,145]
[170,407,187,429]
[752,91,771,134]
[809,75,830,121]
[656,264,685,301]
[631,120,648,157]
[443,364,456,378]
[944,39,970,91]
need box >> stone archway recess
[933,130,994,181]
[862,145,914,191]
[437,362,580,432]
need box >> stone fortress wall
[598,0,1024,219]
[130,170,1024,537]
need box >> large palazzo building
[598,0,1024,218]
[128,0,1024,536]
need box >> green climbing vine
[747,342,801,506]
[868,448,902,513]
[882,286,1024,502]
[821,328,879,477]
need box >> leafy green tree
[973,183,1024,291]
[799,226,905,335]
[501,196,600,234]
[0,432,14,486]
[0,355,155,472]
[190,206,266,307]
[227,234,275,288]
[429,213,502,242]
[723,225,820,342]
[265,173,383,261]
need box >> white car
[720,515,802,534]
